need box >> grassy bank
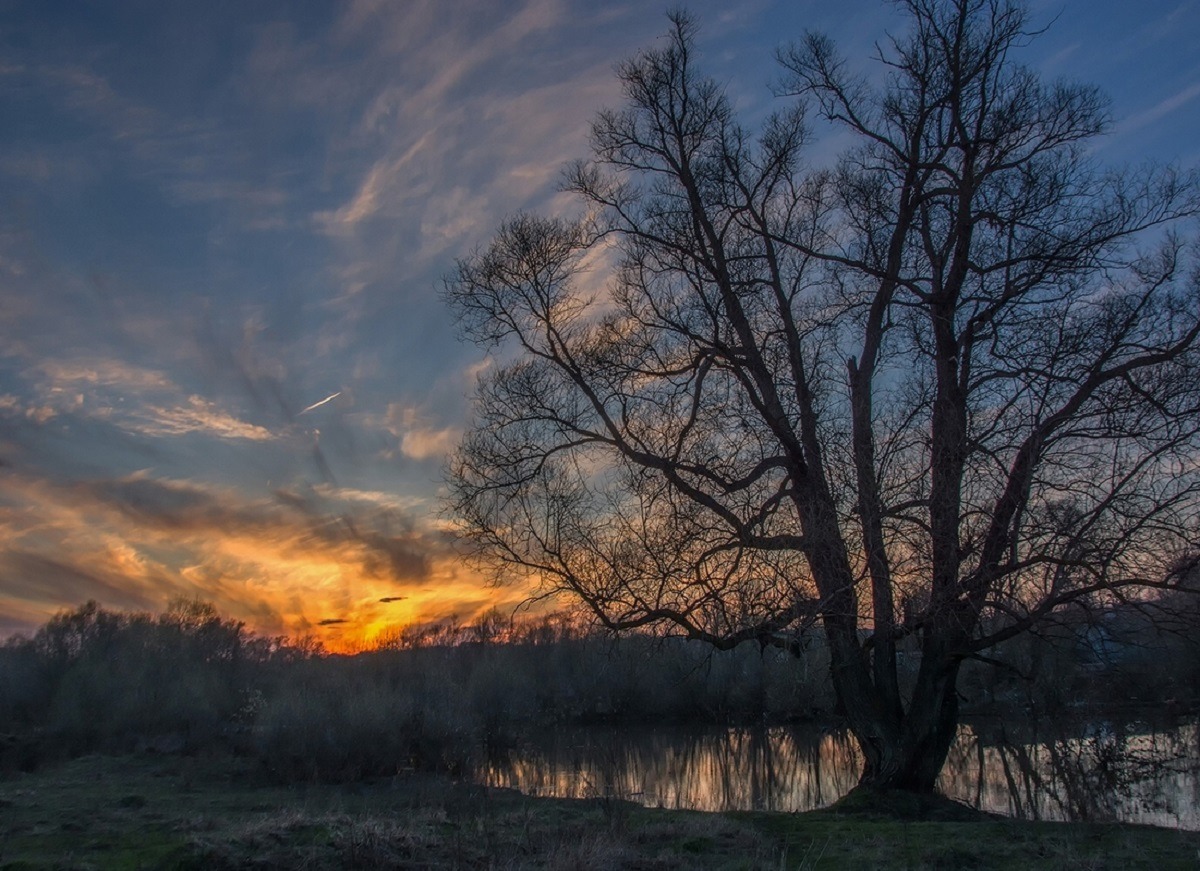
[1,754,1197,870]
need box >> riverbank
[2,755,1198,870]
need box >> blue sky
[1,0,1197,647]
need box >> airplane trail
[299,392,341,415]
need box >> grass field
[2,754,1198,870]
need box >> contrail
[299,391,341,415]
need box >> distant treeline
[1,597,1197,780]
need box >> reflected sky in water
[481,717,1199,829]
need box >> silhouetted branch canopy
[444,4,1200,778]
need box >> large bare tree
[444,0,1200,793]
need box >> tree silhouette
[445,0,1200,792]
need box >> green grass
[2,755,1198,870]
[737,810,1200,870]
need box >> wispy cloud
[314,132,435,234]
[24,358,274,441]
[131,396,275,441]
[1118,81,1200,137]
[307,0,635,300]
[35,359,175,392]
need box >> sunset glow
[1,0,1197,645]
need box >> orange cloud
[363,402,461,462]
[0,468,537,651]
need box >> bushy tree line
[1,599,267,756]
[0,600,833,778]
[1,598,1196,781]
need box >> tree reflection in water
[480,717,1198,828]
[943,719,1200,828]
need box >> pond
[479,715,1200,829]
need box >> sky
[1,0,1198,650]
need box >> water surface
[480,715,1199,829]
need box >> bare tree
[444,0,1200,793]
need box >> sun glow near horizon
[0,465,541,650]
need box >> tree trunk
[842,656,962,793]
